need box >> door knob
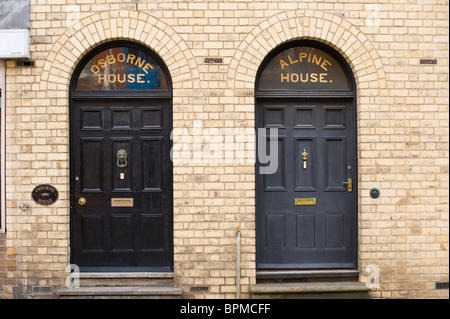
[342,178,352,192]
[78,197,86,206]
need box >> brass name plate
[295,198,316,206]
[111,198,134,207]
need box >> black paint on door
[70,42,173,272]
[255,41,357,270]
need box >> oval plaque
[32,184,59,206]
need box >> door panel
[264,138,286,191]
[141,138,163,191]
[266,213,286,248]
[256,98,356,269]
[325,138,346,191]
[296,214,315,248]
[81,138,104,192]
[294,138,315,191]
[71,98,173,271]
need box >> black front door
[256,98,357,269]
[71,98,173,271]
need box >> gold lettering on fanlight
[90,52,154,75]
[97,73,147,84]
[279,51,333,84]
[279,52,332,71]
[281,72,331,83]
[89,51,155,85]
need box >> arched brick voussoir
[228,10,386,93]
[39,10,198,93]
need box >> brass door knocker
[301,149,309,169]
[117,149,128,168]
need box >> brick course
[1,0,448,299]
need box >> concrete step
[57,272,182,299]
[250,282,371,299]
[78,272,175,287]
[58,286,182,299]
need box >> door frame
[254,40,358,271]
[69,41,173,271]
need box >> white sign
[0,29,30,59]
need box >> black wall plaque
[32,184,59,206]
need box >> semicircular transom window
[75,46,168,91]
[258,45,352,91]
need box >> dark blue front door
[256,98,357,269]
[255,41,357,270]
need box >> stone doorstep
[58,286,182,297]
[78,272,176,287]
[250,282,370,298]
[256,269,360,279]
[57,272,182,298]
[79,272,175,279]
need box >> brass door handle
[78,197,86,206]
[343,178,352,192]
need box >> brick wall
[1,0,448,299]
[0,233,16,298]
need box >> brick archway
[40,10,198,95]
[228,10,386,94]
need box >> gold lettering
[311,54,322,66]
[300,73,308,83]
[91,65,100,74]
[279,72,329,84]
[98,74,106,83]
[299,52,307,62]
[280,59,289,70]
[127,74,136,83]
[117,74,126,83]
[137,74,145,83]
[126,54,136,64]
[106,54,116,65]
[320,59,331,71]
[90,52,156,85]
[135,56,145,68]
[117,53,126,63]
[99,58,106,69]
[288,55,298,64]
[142,63,154,74]
[108,74,116,83]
